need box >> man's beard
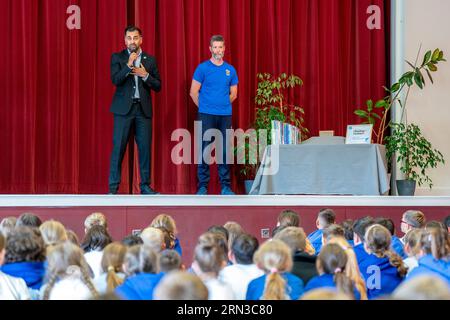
[212,53,224,60]
[129,44,139,53]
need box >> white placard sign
[345,124,373,144]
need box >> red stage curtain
[0,0,388,195]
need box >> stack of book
[271,120,301,145]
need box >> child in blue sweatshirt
[406,227,450,285]
[246,240,304,300]
[304,243,361,300]
[307,209,336,255]
[115,244,164,300]
[360,225,407,299]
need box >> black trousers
[109,102,152,192]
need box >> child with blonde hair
[39,220,68,248]
[246,240,304,300]
[41,241,99,300]
[150,214,182,256]
[94,242,127,294]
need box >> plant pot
[396,179,416,196]
[244,180,254,194]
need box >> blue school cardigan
[303,273,361,300]
[115,272,165,300]
[407,254,450,285]
[359,254,404,299]
[307,229,323,255]
[246,272,304,300]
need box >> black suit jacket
[110,49,161,118]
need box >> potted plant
[354,47,446,195]
[235,72,309,194]
[385,123,444,195]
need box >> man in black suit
[108,26,161,195]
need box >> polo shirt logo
[225,69,231,76]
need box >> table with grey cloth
[249,137,390,195]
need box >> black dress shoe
[141,186,159,195]
[108,189,118,195]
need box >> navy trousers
[197,113,232,189]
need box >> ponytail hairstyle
[150,214,178,241]
[327,237,368,300]
[253,240,292,300]
[365,224,408,277]
[43,241,99,300]
[101,242,127,292]
[420,227,450,261]
[317,243,355,299]
[39,220,68,248]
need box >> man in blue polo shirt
[190,35,238,195]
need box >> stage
[1,195,449,264]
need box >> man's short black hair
[231,233,259,265]
[352,216,375,242]
[375,217,395,236]
[125,25,142,36]
[210,35,224,46]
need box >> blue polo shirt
[193,60,238,116]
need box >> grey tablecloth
[249,141,389,195]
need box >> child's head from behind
[317,243,347,275]
[230,233,259,265]
[317,243,355,299]
[273,227,307,254]
[123,244,159,276]
[420,227,449,260]
[316,209,336,229]
[159,249,182,272]
[277,210,300,228]
[154,271,208,300]
[193,240,226,276]
[253,240,292,274]
[364,224,391,256]
[46,241,87,276]
[39,220,68,247]
[253,240,293,300]
[5,226,46,263]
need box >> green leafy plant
[235,72,309,179]
[385,123,445,188]
[354,47,446,144]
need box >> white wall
[403,0,450,195]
